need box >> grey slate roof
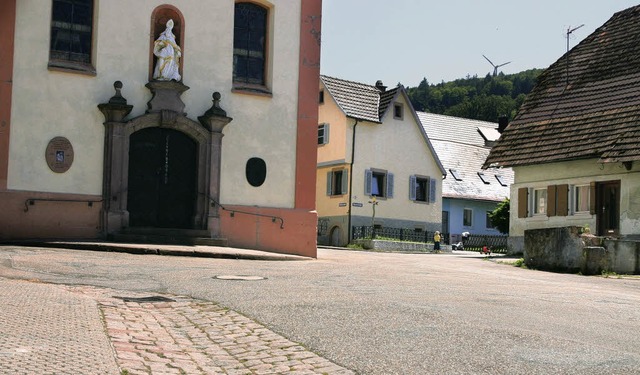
[418,112,513,202]
[484,5,640,168]
[320,75,399,123]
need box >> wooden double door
[127,128,197,229]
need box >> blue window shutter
[409,175,417,201]
[387,172,394,198]
[364,169,372,195]
[341,169,349,195]
[429,178,436,203]
[326,171,333,196]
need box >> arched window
[233,2,267,86]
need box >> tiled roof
[484,5,640,168]
[320,75,398,123]
[418,112,513,202]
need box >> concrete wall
[523,226,640,275]
[509,159,640,254]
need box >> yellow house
[317,76,446,246]
[0,1,321,257]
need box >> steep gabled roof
[484,5,640,168]
[320,75,384,123]
[418,112,513,202]
[320,75,446,175]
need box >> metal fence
[352,226,508,253]
[352,226,450,245]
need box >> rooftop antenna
[565,24,584,85]
[483,55,511,77]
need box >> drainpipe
[347,118,359,243]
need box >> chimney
[375,80,387,92]
[498,115,508,133]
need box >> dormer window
[495,175,507,187]
[450,169,462,181]
[478,172,490,184]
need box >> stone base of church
[220,205,317,258]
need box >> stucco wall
[509,159,640,254]
[10,1,301,209]
[349,95,442,225]
[443,198,504,237]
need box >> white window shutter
[429,177,436,203]
[341,169,349,195]
[326,171,333,196]
[387,173,394,198]
[409,175,417,201]
[364,169,372,195]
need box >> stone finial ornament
[153,19,182,81]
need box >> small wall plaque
[46,137,74,173]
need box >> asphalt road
[1,246,639,374]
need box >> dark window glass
[246,157,267,187]
[415,177,428,202]
[234,3,267,85]
[50,0,93,64]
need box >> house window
[326,169,348,196]
[318,123,329,145]
[573,185,590,213]
[233,2,267,86]
[319,90,324,104]
[533,188,547,215]
[410,175,436,203]
[495,175,507,187]
[393,103,404,120]
[463,208,473,227]
[49,0,94,71]
[486,211,495,229]
[478,172,490,184]
[365,169,394,198]
[449,169,462,181]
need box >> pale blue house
[417,112,513,244]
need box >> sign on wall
[45,137,74,173]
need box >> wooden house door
[596,180,620,237]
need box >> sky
[320,1,640,87]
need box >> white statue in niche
[153,19,182,81]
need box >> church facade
[0,1,321,257]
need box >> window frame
[318,123,329,145]
[449,169,462,181]
[477,172,490,184]
[409,174,436,203]
[326,169,348,196]
[463,208,473,227]
[532,188,547,215]
[48,0,96,75]
[232,1,270,93]
[365,168,394,199]
[393,103,404,120]
[572,184,591,214]
[486,211,495,229]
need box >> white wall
[10,0,301,208]
[510,159,640,237]
[349,94,442,225]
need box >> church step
[120,227,212,238]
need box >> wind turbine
[483,55,511,77]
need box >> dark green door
[127,128,196,229]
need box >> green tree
[489,198,510,234]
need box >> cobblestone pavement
[0,278,353,374]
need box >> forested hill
[405,69,544,123]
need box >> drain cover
[214,275,266,281]
[113,296,176,303]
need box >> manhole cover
[214,275,266,281]
[113,296,176,303]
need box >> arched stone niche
[149,5,185,81]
